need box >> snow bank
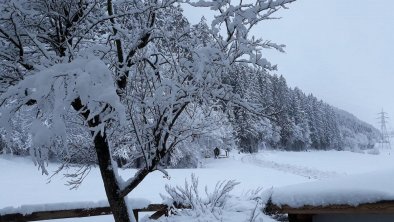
[270,169,394,208]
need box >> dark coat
[214,147,220,158]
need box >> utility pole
[377,109,391,149]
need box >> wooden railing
[0,203,190,222]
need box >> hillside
[227,65,380,153]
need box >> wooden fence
[0,203,190,222]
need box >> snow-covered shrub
[60,136,97,164]
[153,174,270,222]
[162,107,236,168]
[162,174,239,211]
[166,143,202,168]
[0,107,33,156]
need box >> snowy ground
[1,149,393,221]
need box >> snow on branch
[185,0,295,69]
[0,56,126,174]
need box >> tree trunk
[72,98,146,222]
[93,133,132,222]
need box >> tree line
[228,65,379,153]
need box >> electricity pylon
[377,109,391,149]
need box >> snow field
[1,149,394,221]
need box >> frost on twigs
[0,56,126,174]
[158,174,270,221]
[186,0,296,70]
[162,174,238,213]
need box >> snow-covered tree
[0,0,296,221]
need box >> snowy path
[241,154,344,180]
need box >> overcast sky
[183,0,394,130]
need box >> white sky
[183,0,394,129]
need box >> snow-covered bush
[154,174,270,222]
[155,106,236,168]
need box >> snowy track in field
[241,154,343,180]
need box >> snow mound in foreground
[271,169,394,208]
